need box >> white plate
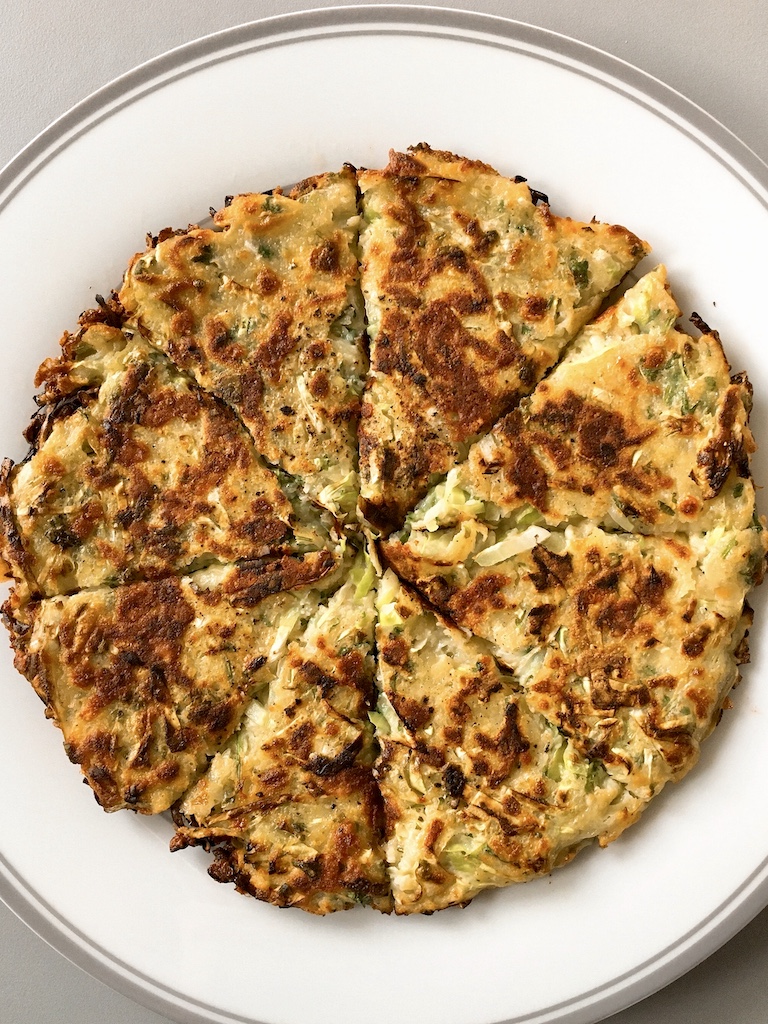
[2,7,768,1024]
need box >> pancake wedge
[373,571,644,913]
[390,268,755,565]
[0,312,337,599]
[172,556,390,914]
[119,168,365,520]
[3,551,340,814]
[358,144,649,532]
[1,309,339,598]
[383,523,765,800]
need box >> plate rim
[3,4,768,210]
[2,6,768,1024]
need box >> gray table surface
[1,2,767,1022]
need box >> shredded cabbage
[473,525,550,566]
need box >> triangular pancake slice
[172,555,390,915]
[392,267,755,564]
[373,571,644,914]
[383,523,765,804]
[357,144,649,532]
[119,168,366,521]
[0,311,336,598]
[3,550,341,815]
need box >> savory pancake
[172,556,390,914]
[119,168,366,521]
[373,571,644,913]
[382,522,765,800]
[0,309,337,599]
[357,144,649,532]
[0,146,765,917]
[3,551,340,814]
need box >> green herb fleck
[721,537,737,559]
[191,244,215,265]
[45,515,80,549]
[568,257,590,290]
[74,342,97,360]
[613,495,639,520]
[742,550,766,584]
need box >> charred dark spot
[189,699,234,734]
[498,702,530,760]
[308,370,330,398]
[443,764,466,798]
[23,387,99,455]
[689,312,712,335]
[204,318,232,353]
[697,437,742,497]
[209,848,236,883]
[148,664,170,704]
[115,491,154,529]
[682,625,712,659]
[295,857,322,880]
[124,785,142,806]
[306,737,362,777]
[527,604,555,637]
[638,564,671,607]
[521,295,548,321]
[381,636,409,667]
[226,552,335,607]
[44,515,81,550]
[296,659,339,698]
[389,693,432,731]
[595,571,620,591]
[347,876,390,899]
[537,391,652,469]
[527,547,573,592]
[106,363,152,426]
[501,420,549,507]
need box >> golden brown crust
[1,319,339,598]
[373,572,645,913]
[382,524,766,803]
[3,553,339,814]
[192,767,389,915]
[119,168,366,520]
[0,147,765,919]
[172,571,390,914]
[358,144,649,531]
[452,269,756,534]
